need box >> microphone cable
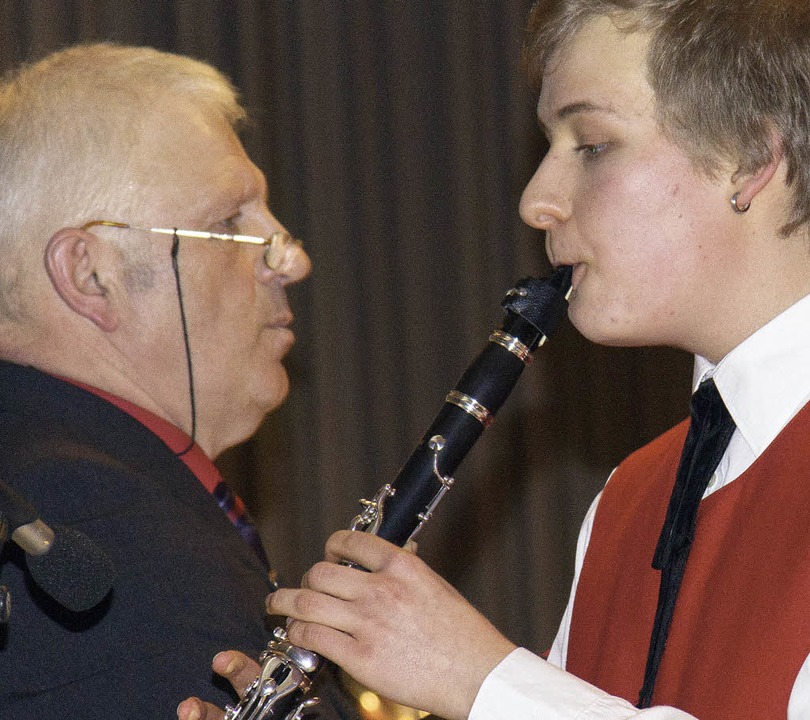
[170,230,197,457]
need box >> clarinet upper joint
[408,435,456,540]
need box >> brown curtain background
[1,1,692,654]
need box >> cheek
[583,151,712,270]
[569,162,715,344]
[199,260,260,323]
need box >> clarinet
[225,265,573,720]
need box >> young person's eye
[575,142,608,157]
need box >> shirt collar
[60,377,224,494]
[693,291,810,457]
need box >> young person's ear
[44,227,120,332]
[729,136,783,214]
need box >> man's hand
[265,530,517,720]
[176,651,261,720]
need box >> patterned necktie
[212,481,276,587]
[637,377,736,708]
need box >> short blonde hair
[0,42,245,317]
[524,0,810,237]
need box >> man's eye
[215,216,241,234]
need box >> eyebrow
[537,100,622,134]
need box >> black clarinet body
[368,265,572,546]
[225,265,572,720]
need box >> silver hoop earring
[730,192,750,213]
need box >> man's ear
[731,135,784,211]
[44,227,120,332]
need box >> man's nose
[277,238,312,285]
[260,232,312,285]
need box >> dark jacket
[0,361,356,719]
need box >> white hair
[0,42,245,318]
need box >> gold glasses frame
[80,220,303,273]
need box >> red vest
[566,401,810,718]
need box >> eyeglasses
[80,219,304,274]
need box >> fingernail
[177,700,200,720]
[215,651,241,675]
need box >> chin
[254,369,291,416]
[568,306,644,349]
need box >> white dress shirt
[469,291,810,719]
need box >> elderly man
[0,43,355,720]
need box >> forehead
[134,103,266,222]
[537,15,655,131]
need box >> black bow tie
[638,377,736,708]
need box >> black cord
[170,231,197,457]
